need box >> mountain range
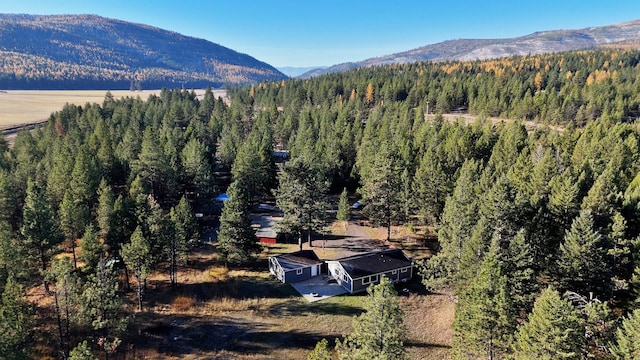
[0,14,286,90]
[2,14,640,89]
[300,19,640,78]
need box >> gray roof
[272,250,323,271]
[332,249,412,278]
[252,214,282,238]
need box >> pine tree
[609,308,640,359]
[142,195,171,267]
[359,144,402,242]
[512,287,584,360]
[336,276,406,360]
[607,212,634,283]
[421,159,481,288]
[452,238,514,360]
[308,338,332,360]
[579,296,615,359]
[20,179,63,294]
[95,179,115,239]
[120,226,151,312]
[217,181,260,264]
[180,137,213,197]
[231,127,275,204]
[457,216,492,286]
[168,196,196,286]
[412,147,449,225]
[79,260,130,359]
[504,229,537,314]
[549,171,580,232]
[80,224,103,274]
[59,190,86,269]
[69,148,98,212]
[69,340,97,360]
[46,257,80,359]
[275,157,330,249]
[337,187,350,222]
[480,174,520,241]
[581,168,622,228]
[485,121,528,181]
[0,275,33,359]
[557,210,608,295]
[106,195,134,264]
[0,170,17,226]
[131,128,175,203]
[0,221,26,281]
[631,265,640,307]
[45,143,73,209]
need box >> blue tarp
[214,193,229,202]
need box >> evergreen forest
[2,48,640,358]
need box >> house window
[343,273,348,282]
[401,268,408,273]
[296,268,303,275]
[371,275,378,283]
[392,270,397,274]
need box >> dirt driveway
[305,217,387,260]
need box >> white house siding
[269,257,285,283]
[327,261,352,293]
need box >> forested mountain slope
[301,19,640,78]
[266,49,640,127]
[0,14,286,89]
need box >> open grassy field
[0,89,225,129]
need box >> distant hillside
[301,19,640,78]
[0,14,287,89]
[277,66,327,78]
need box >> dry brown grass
[207,265,230,282]
[129,249,453,359]
[27,225,453,359]
[403,292,454,359]
[171,295,198,313]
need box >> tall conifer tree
[275,157,330,250]
[217,181,260,264]
[513,287,584,360]
[336,276,406,360]
[452,238,514,360]
[20,179,62,293]
[557,210,608,295]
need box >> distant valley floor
[0,89,227,129]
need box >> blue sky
[2,1,640,67]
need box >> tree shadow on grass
[133,314,339,357]
[266,297,364,317]
[405,341,451,349]
[147,276,299,307]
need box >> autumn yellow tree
[365,82,374,105]
[534,72,543,91]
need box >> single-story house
[269,250,323,284]
[326,249,413,294]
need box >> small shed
[269,250,323,284]
[326,249,413,294]
[252,213,282,244]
